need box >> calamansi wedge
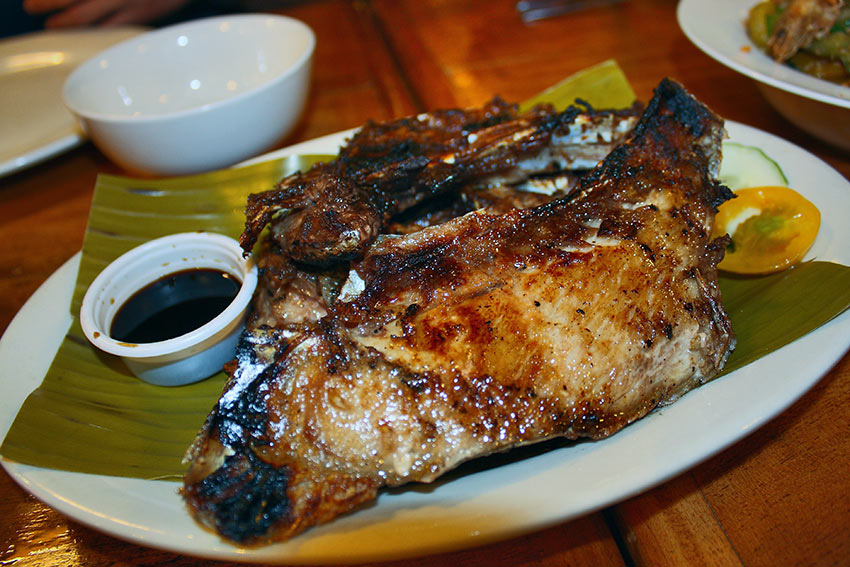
[712,186,821,275]
[520,59,636,112]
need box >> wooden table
[2,1,848,565]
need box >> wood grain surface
[1,1,848,566]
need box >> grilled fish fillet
[240,98,639,266]
[182,78,736,545]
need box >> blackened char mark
[575,78,733,211]
[212,323,297,450]
[213,387,270,450]
[190,448,292,544]
[186,336,295,544]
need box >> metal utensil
[517,0,624,22]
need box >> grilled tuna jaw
[183,78,735,545]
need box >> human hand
[23,0,193,28]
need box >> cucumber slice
[719,141,788,190]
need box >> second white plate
[0,27,145,177]
[677,0,850,150]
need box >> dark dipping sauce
[110,268,241,344]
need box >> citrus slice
[520,59,637,111]
[712,185,821,275]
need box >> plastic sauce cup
[79,232,257,386]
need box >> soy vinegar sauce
[110,268,241,344]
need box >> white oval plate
[677,0,850,107]
[677,0,850,150]
[1,122,849,564]
[0,27,144,177]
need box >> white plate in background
[678,0,850,150]
[0,27,144,177]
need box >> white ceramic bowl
[63,14,315,176]
[80,232,258,386]
[678,0,850,151]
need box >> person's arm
[22,0,193,27]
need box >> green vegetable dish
[747,0,850,85]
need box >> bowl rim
[62,13,316,124]
[79,231,258,360]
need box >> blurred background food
[747,0,850,85]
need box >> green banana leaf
[719,262,850,376]
[1,61,849,480]
[2,155,332,480]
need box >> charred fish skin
[239,98,525,261]
[181,246,338,542]
[239,99,640,266]
[184,78,735,545]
